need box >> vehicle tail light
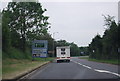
[67,57,70,58]
[56,57,60,59]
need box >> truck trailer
[56,46,70,63]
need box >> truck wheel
[67,60,70,62]
[57,60,60,63]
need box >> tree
[3,2,50,52]
[89,15,119,60]
[102,16,118,59]
[0,11,1,72]
[2,10,11,52]
[79,46,89,56]
[12,0,38,2]
[55,40,80,56]
[118,22,120,47]
[102,15,115,28]
[55,40,70,47]
[89,34,102,59]
[70,42,80,56]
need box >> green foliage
[79,47,89,56]
[2,2,52,59]
[88,58,119,65]
[2,58,50,79]
[2,2,50,52]
[10,30,22,49]
[89,15,119,60]
[2,10,11,52]
[12,0,38,2]
[2,47,32,60]
[33,57,55,62]
[70,42,80,56]
[55,40,80,56]
[89,34,103,59]
[0,11,1,50]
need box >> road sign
[32,40,48,58]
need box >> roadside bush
[2,47,32,60]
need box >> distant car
[56,46,70,63]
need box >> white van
[56,46,70,62]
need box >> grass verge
[79,56,119,65]
[88,58,119,65]
[2,57,55,79]
[79,56,89,59]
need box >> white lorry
[56,46,70,63]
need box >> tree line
[2,2,82,59]
[88,15,119,60]
[2,2,118,60]
[54,40,81,57]
[2,2,52,59]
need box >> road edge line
[72,60,120,77]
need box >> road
[24,57,119,80]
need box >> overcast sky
[0,0,119,47]
[41,2,118,47]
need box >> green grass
[2,47,55,79]
[33,57,55,61]
[88,58,119,65]
[2,57,55,79]
[72,56,81,57]
[79,56,119,65]
[3,48,32,60]
[79,56,89,59]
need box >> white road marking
[71,60,120,77]
[82,65,92,69]
[94,69,120,77]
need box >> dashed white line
[71,60,120,77]
[82,65,92,69]
[94,69,120,77]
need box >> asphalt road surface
[25,57,119,80]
